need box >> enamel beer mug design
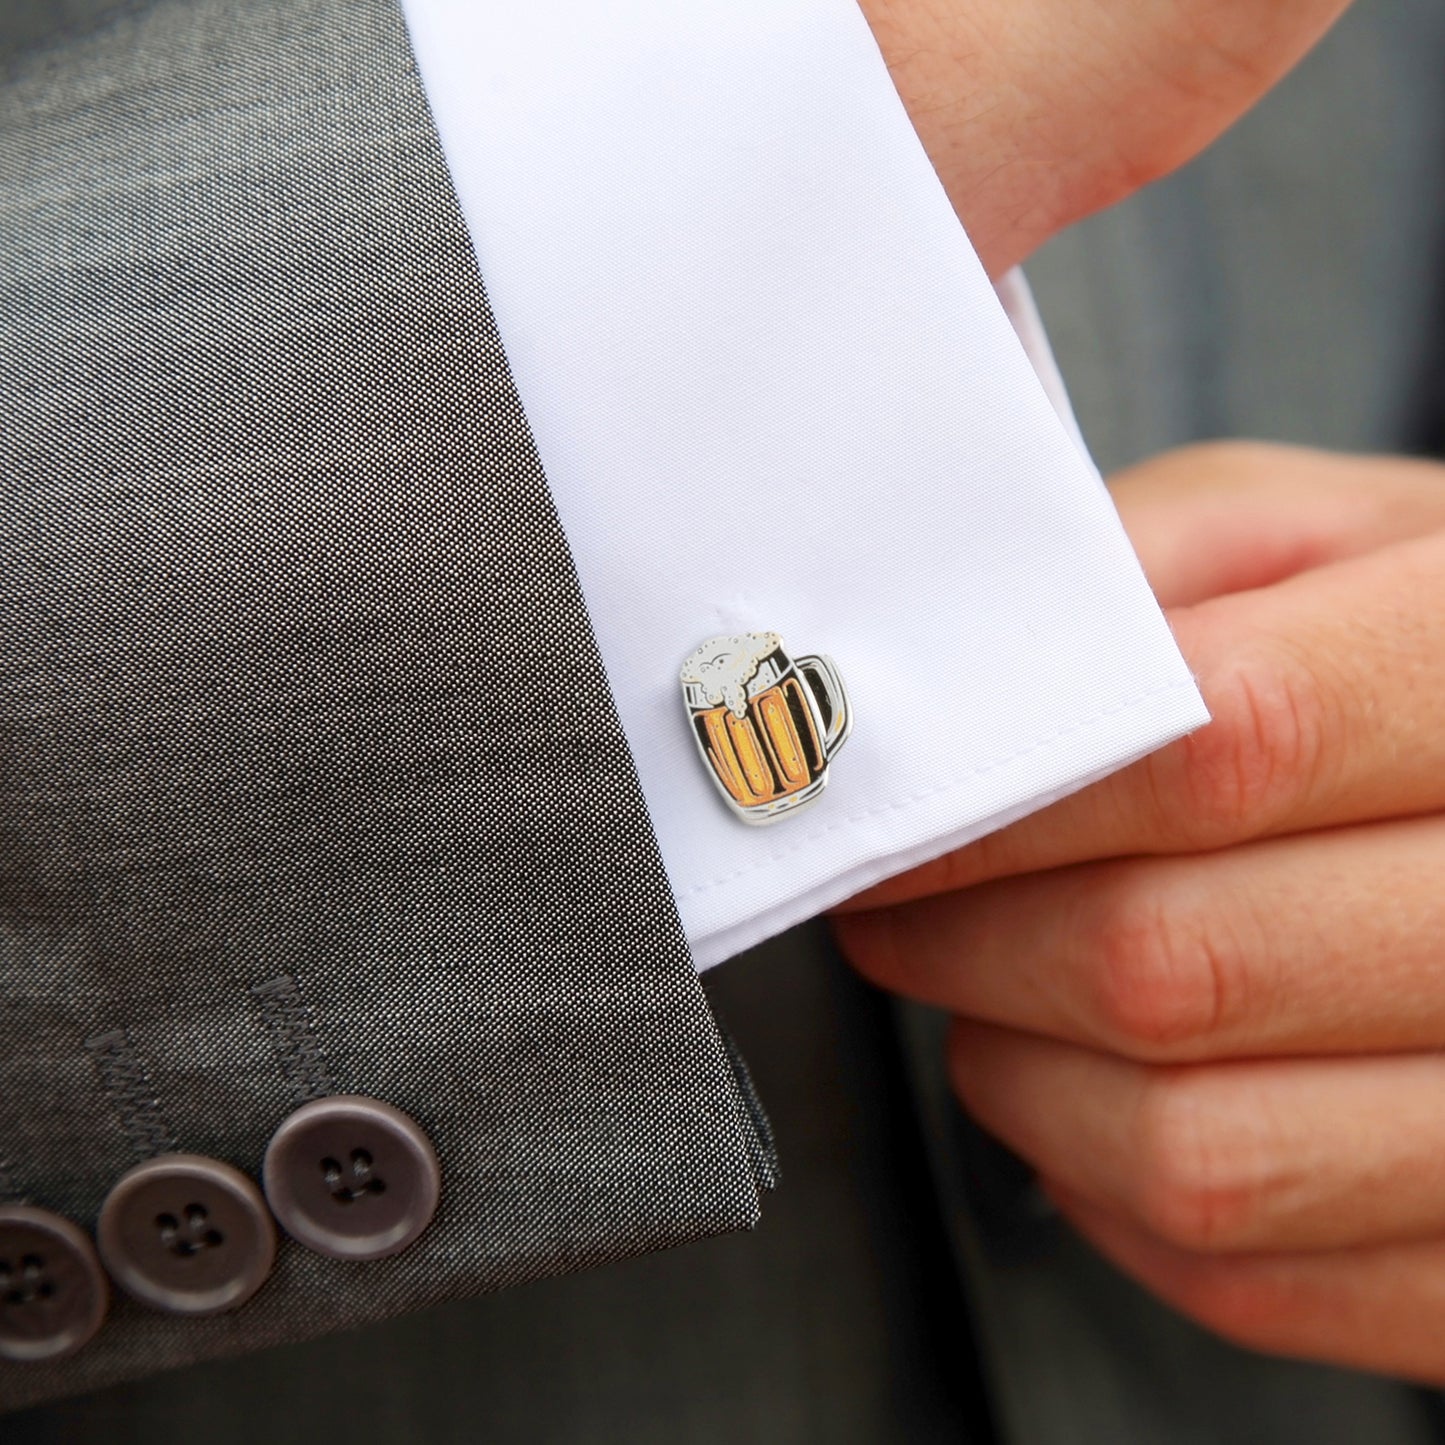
[680,631,851,824]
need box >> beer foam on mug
[680,632,781,719]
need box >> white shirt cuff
[399,0,1209,969]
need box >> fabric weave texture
[0,0,765,1410]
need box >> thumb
[859,0,1354,276]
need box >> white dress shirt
[399,0,1209,969]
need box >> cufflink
[680,632,850,825]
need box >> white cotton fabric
[399,0,1209,969]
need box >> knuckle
[1133,1071,1260,1253]
[1087,879,1235,1060]
[1170,651,1331,844]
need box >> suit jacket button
[96,1156,276,1315]
[263,1096,439,1260]
[0,1206,108,1362]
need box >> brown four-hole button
[96,1155,276,1316]
[263,1096,440,1260]
[0,1205,108,1362]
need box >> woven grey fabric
[0,0,765,1412]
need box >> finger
[1052,1186,1445,1386]
[1109,444,1445,608]
[836,815,1445,1063]
[947,1021,1445,1254]
[841,525,1445,910]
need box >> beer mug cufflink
[680,631,851,825]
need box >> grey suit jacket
[7,0,1445,1440]
[0,0,772,1411]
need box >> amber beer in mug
[681,632,850,824]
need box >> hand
[833,442,1445,1382]
[856,0,1352,277]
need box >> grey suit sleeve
[0,0,770,1411]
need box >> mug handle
[795,654,851,760]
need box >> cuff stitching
[680,674,1203,900]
